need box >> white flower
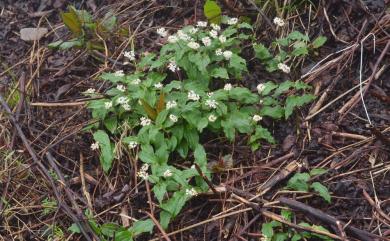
[166,100,177,109]
[141,163,149,171]
[169,114,178,123]
[140,117,151,126]
[128,141,137,149]
[227,17,238,25]
[215,48,223,56]
[219,35,226,43]
[168,35,178,43]
[206,99,218,109]
[253,115,263,122]
[191,164,196,169]
[122,103,131,111]
[224,83,232,91]
[124,51,135,61]
[168,60,179,72]
[90,142,99,150]
[137,170,149,180]
[257,83,265,93]
[273,17,285,27]
[117,96,128,104]
[163,169,173,177]
[209,30,218,38]
[187,41,200,49]
[197,21,207,27]
[104,101,113,109]
[177,30,190,41]
[132,78,141,85]
[85,88,95,94]
[208,114,217,122]
[277,63,290,73]
[185,188,198,196]
[116,85,126,92]
[223,50,232,60]
[211,23,221,31]
[157,27,168,37]
[207,92,214,97]
[201,37,211,46]
[154,82,163,89]
[188,90,200,101]
[114,70,124,77]
[189,27,198,34]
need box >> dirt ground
[0,0,389,240]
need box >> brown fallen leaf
[20,27,48,41]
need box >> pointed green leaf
[311,182,331,203]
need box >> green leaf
[93,130,114,172]
[311,182,331,203]
[115,230,133,241]
[309,168,327,176]
[48,39,83,49]
[291,234,302,241]
[104,116,117,134]
[287,173,310,191]
[261,221,280,239]
[211,67,229,79]
[253,43,272,60]
[274,233,289,241]
[159,211,171,230]
[101,223,120,237]
[238,22,253,29]
[285,94,316,119]
[60,9,82,36]
[292,46,309,57]
[68,223,81,234]
[229,87,259,104]
[101,12,117,31]
[156,92,165,114]
[139,53,156,68]
[261,81,278,95]
[312,36,327,48]
[194,144,207,167]
[129,219,154,236]
[203,0,221,24]
[288,31,309,41]
[153,182,167,203]
[161,191,187,217]
[281,210,292,222]
[229,54,247,73]
[260,106,284,119]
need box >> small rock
[20,27,48,41]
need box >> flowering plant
[85,16,315,236]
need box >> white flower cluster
[197,21,207,27]
[104,101,113,109]
[137,164,149,180]
[185,187,198,196]
[215,48,222,56]
[253,115,263,122]
[117,96,131,111]
[85,88,95,94]
[169,114,178,123]
[128,141,138,149]
[224,83,232,91]
[205,99,218,109]
[277,63,290,73]
[114,70,124,77]
[227,17,238,25]
[157,27,168,37]
[208,114,217,122]
[166,100,177,109]
[163,169,173,177]
[90,142,99,150]
[273,17,285,27]
[116,85,126,92]
[201,36,211,46]
[168,60,179,72]
[223,50,232,60]
[140,117,151,126]
[257,83,265,93]
[187,41,200,49]
[132,78,141,85]
[124,51,135,61]
[154,82,163,89]
[188,90,200,101]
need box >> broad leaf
[312,36,327,48]
[60,9,82,36]
[311,182,331,203]
[203,0,221,24]
[286,173,310,192]
[93,130,114,172]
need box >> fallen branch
[279,197,386,241]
